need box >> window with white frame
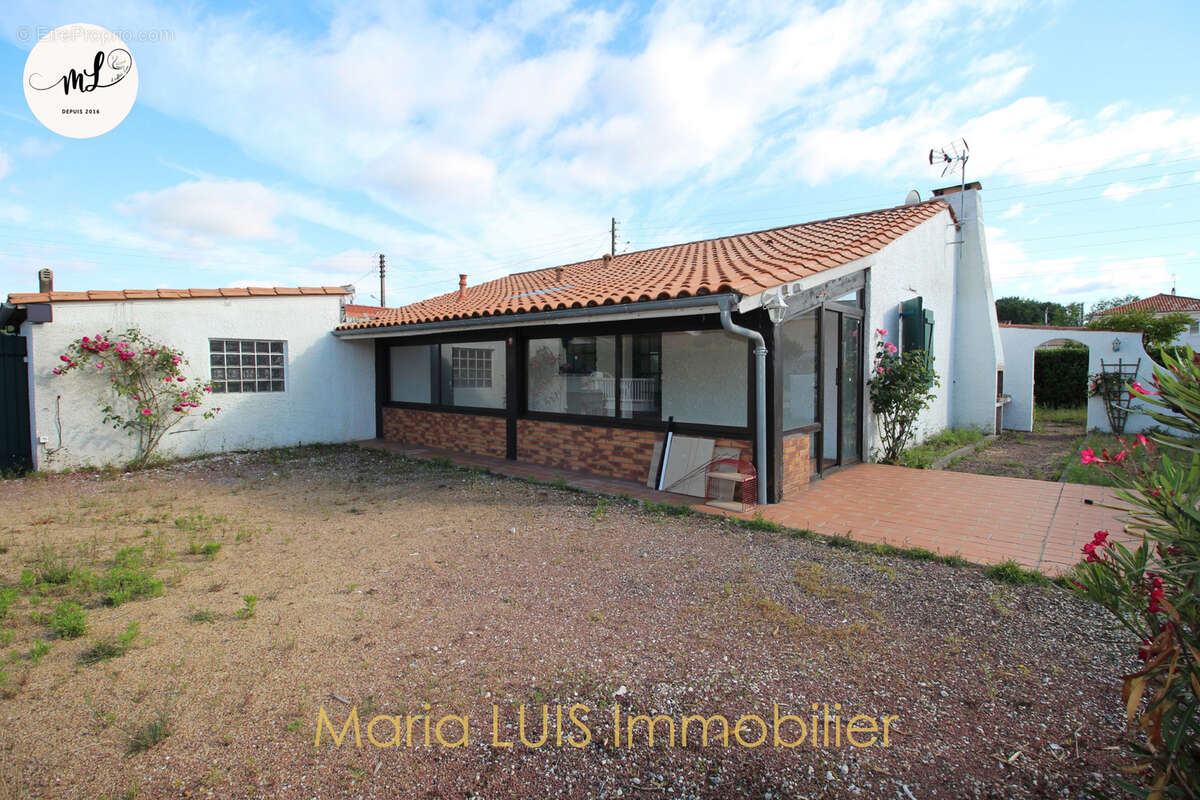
[210,339,285,393]
[451,346,493,388]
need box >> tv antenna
[929,138,969,180]
[929,138,970,218]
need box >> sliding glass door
[819,302,864,472]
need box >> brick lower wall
[381,407,506,458]
[517,419,659,483]
[517,419,751,486]
[781,431,812,498]
[381,408,756,489]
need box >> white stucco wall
[946,188,1004,432]
[862,206,962,458]
[21,295,375,469]
[756,193,1004,463]
[1170,312,1200,350]
[998,325,1160,433]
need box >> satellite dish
[904,189,922,205]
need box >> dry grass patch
[0,445,1135,798]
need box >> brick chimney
[458,274,467,301]
[555,266,564,282]
[602,253,613,267]
[37,268,53,293]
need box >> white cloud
[1001,201,1025,219]
[1,0,1197,304]
[15,137,60,159]
[0,201,28,224]
[1102,175,1170,201]
[987,225,1176,303]
[119,180,286,244]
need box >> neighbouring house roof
[5,286,352,304]
[338,199,952,330]
[1098,293,1200,315]
[343,303,389,320]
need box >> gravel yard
[0,445,1134,799]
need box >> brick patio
[359,440,1130,576]
[762,464,1129,575]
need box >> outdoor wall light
[1112,338,1121,352]
[763,293,789,324]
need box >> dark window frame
[387,339,508,412]
[377,312,755,438]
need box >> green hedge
[1034,348,1088,408]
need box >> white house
[334,182,1006,503]
[3,183,1006,503]
[1096,292,1200,350]
[1,285,376,470]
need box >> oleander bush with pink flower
[867,327,939,464]
[1071,347,1200,798]
[53,328,220,468]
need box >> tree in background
[1086,310,1193,350]
[995,296,1084,326]
[1087,294,1141,320]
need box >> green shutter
[899,297,923,352]
[899,298,934,364]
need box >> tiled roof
[339,199,951,330]
[6,286,351,304]
[343,303,389,320]
[1097,293,1200,315]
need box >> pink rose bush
[53,328,220,467]
[1070,347,1200,795]
[866,327,939,463]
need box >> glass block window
[210,339,285,393]
[450,346,493,388]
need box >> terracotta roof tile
[5,286,351,304]
[339,199,951,330]
[344,304,389,320]
[1098,293,1200,315]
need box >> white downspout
[718,297,768,506]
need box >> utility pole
[611,218,617,257]
[378,254,386,307]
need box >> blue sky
[1,0,1198,309]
